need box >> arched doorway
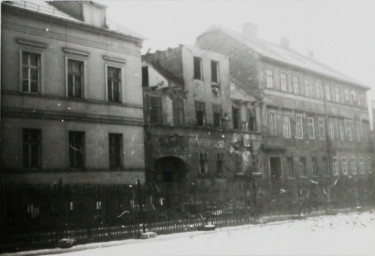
[154,156,186,183]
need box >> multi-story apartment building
[196,23,373,198]
[142,45,262,187]
[1,1,145,184]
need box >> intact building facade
[196,23,373,199]
[1,1,145,184]
[142,45,262,188]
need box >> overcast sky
[104,0,375,101]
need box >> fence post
[137,180,145,233]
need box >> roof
[199,25,369,90]
[4,1,145,41]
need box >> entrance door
[269,157,281,179]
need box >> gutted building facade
[196,23,373,198]
[142,45,262,187]
[1,1,145,184]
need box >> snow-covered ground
[49,211,375,256]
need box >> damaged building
[142,45,262,188]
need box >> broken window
[69,131,85,168]
[211,60,220,84]
[213,104,222,128]
[173,99,184,126]
[107,66,121,102]
[217,153,224,175]
[287,157,294,177]
[149,96,162,125]
[232,107,240,129]
[23,129,41,168]
[199,152,208,175]
[22,51,40,93]
[109,133,122,169]
[195,101,205,126]
[193,57,202,80]
[68,59,84,97]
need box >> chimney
[308,50,314,58]
[280,37,290,49]
[242,22,258,43]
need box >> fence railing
[1,177,374,253]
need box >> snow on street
[51,211,375,256]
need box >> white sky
[103,0,375,101]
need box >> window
[149,96,162,124]
[22,51,40,93]
[316,81,322,99]
[173,99,184,126]
[199,153,208,175]
[352,91,357,105]
[332,157,339,176]
[356,122,361,142]
[109,133,122,169]
[283,114,291,138]
[335,87,340,102]
[325,85,331,101]
[213,105,222,128]
[344,89,349,102]
[280,73,287,92]
[107,66,121,102]
[300,157,307,177]
[312,157,318,176]
[195,101,206,126]
[269,111,277,135]
[193,57,203,80]
[142,66,149,87]
[351,157,357,175]
[293,76,299,94]
[305,79,310,97]
[307,117,315,139]
[266,69,273,88]
[329,120,335,140]
[342,157,348,175]
[359,158,365,174]
[310,82,316,98]
[346,120,353,142]
[211,60,220,84]
[322,157,328,176]
[232,107,240,129]
[318,119,325,140]
[217,153,224,175]
[295,115,303,139]
[339,120,345,141]
[69,131,85,168]
[23,129,41,168]
[247,109,256,131]
[68,59,84,97]
[287,157,294,177]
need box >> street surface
[49,211,375,256]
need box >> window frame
[193,56,203,80]
[213,104,222,128]
[23,128,42,169]
[293,76,299,94]
[332,157,339,176]
[307,117,315,139]
[266,69,273,88]
[20,50,42,94]
[329,119,335,140]
[318,118,325,140]
[316,81,322,99]
[109,133,123,169]
[287,157,294,178]
[65,54,88,99]
[269,110,277,136]
[211,60,220,84]
[216,152,224,175]
[195,101,206,126]
[351,157,357,175]
[295,115,303,139]
[68,131,85,168]
[312,157,318,177]
[342,157,348,175]
[325,85,331,101]
[149,95,163,125]
[305,79,311,97]
[105,61,125,103]
[280,72,287,92]
[199,152,208,175]
[173,98,184,126]
[232,106,241,130]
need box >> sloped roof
[200,25,369,89]
[4,1,145,40]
